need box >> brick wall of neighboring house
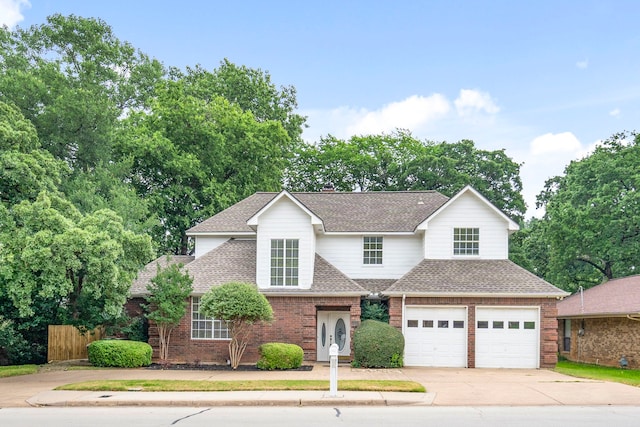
[146,295,361,364]
[558,317,640,369]
[388,296,559,368]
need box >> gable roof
[557,275,640,318]
[384,259,568,297]
[130,255,195,296]
[187,191,449,234]
[418,186,519,231]
[130,239,368,297]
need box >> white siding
[316,234,422,279]
[424,192,510,259]
[255,197,315,289]
[193,236,229,258]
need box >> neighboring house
[130,186,567,368]
[557,275,640,368]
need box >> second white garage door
[475,307,539,368]
[404,306,467,367]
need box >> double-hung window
[191,297,229,339]
[270,239,299,286]
[453,228,479,255]
[363,236,383,265]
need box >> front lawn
[555,360,640,387]
[56,379,425,392]
[0,364,38,378]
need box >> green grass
[56,379,425,393]
[555,360,640,387]
[0,364,39,378]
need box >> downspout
[402,294,406,336]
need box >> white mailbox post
[329,343,339,396]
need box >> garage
[475,307,540,368]
[403,306,467,367]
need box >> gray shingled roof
[131,240,368,296]
[130,255,194,296]
[187,191,449,234]
[354,279,397,294]
[557,275,640,317]
[384,259,568,297]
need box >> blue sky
[2,1,639,217]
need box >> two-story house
[130,186,567,368]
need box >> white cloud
[454,89,500,117]
[345,94,450,136]
[576,59,589,69]
[609,108,620,117]
[0,0,30,28]
[530,132,581,156]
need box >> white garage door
[404,306,467,367]
[475,307,539,368]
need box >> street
[1,406,639,427]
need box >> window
[363,236,383,265]
[270,239,299,286]
[438,320,449,328]
[492,321,504,329]
[191,297,229,340]
[407,320,418,328]
[524,321,536,330]
[453,228,479,255]
[453,320,465,329]
[477,321,489,329]
[508,321,520,329]
[423,320,434,328]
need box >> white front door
[317,311,350,361]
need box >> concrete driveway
[1,363,639,407]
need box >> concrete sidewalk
[2,363,640,407]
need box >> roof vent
[321,183,335,192]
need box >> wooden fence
[47,325,103,362]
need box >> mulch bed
[146,363,314,371]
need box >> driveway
[1,363,639,407]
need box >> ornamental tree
[199,282,273,369]
[144,262,193,361]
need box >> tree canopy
[0,192,154,331]
[285,130,526,221]
[527,132,640,291]
[200,282,273,369]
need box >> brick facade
[558,317,640,369]
[388,296,559,368]
[136,296,361,364]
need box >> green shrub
[0,318,34,366]
[87,339,152,368]
[352,320,404,368]
[360,300,389,322]
[256,342,304,370]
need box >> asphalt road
[1,406,640,427]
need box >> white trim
[186,231,256,237]
[385,291,566,298]
[416,186,519,232]
[246,190,324,228]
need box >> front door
[316,311,350,361]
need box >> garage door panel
[404,307,467,367]
[476,307,539,369]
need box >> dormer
[416,186,519,260]
[250,191,322,289]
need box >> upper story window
[191,297,229,340]
[271,239,299,286]
[453,228,479,255]
[363,236,383,265]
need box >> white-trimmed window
[453,228,479,255]
[363,236,383,265]
[191,297,229,339]
[270,239,299,286]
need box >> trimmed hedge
[87,339,152,368]
[256,342,304,370]
[352,320,404,368]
